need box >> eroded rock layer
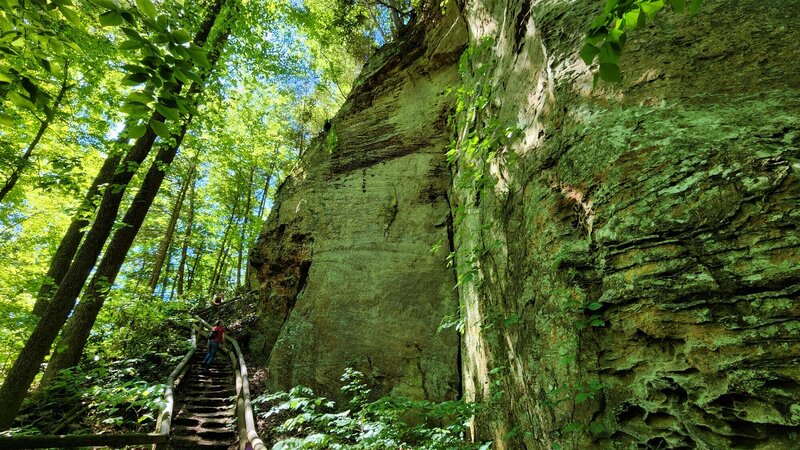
[453,0,800,448]
[248,5,467,403]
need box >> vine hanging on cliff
[582,0,703,82]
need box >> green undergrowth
[2,290,195,436]
[254,368,489,450]
[5,357,176,436]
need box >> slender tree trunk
[158,242,174,297]
[256,150,278,219]
[245,156,277,286]
[147,169,193,292]
[0,0,226,428]
[0,61,71,204]
[33,151,122,315]
[216,250,231,292]
[209,192,239,294]
[38,9,233,388]
[237,164,255,286]
[187,244,203,292]
[176,176,196,296]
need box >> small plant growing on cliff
[254,368,486,449]
[582,0,703,82]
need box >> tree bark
[33,150,122,316]
[147,168,193,292]
[0,0,226,428]
[0,61,71,203]
[176,175,196,297]
[236,164,255,286]
[209,190,239,294]
[186,244,203,292]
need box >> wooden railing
[0,327,197,449]
[195,316,267,450]
[152,326,197,450]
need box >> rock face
[451,0,800,448]
[248,5,467,403]
[250,0,800,447]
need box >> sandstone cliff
[250,0,800,448]
[248,4,468,403]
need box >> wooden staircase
[169,352,237,449]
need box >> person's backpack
[208,327,219,340]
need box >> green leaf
[99,11,124,26]
[0,71,14,83]
[563,421,582,433]
[590,318,606,327]
[598,63,621,82]
[622,8,641,30]
[126,91,153,104]
[156,15,169,30]
[122,72,149,85]
[127,123,147,139]
[587,302,602,311]
[170,29,191,44]
[149,119,170,139]
[120,39,144,50]
[121,102,150,116]
[0,113,13,126]
[155,104,180,121]
[135,0,158,19]
[575,392,593,403]
[90,0,118,8]
[689,0,702,14]
[640,0,665,19]
[186,45,210,67]
[579,43,600,65]
[173,68,190,83]
[8,91,35,110]
[598,42,620,64]
[603,0,619,15]
[120,27,143,40]
[39,58,52,73]
[58,6,81,27]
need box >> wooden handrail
[152,326,196,450]
[0,432,168,449]
[0,328,197,449]
[195,316,266,450]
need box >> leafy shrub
[253,368,490,450]
[8,358,171,435]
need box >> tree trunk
[0,0,226,428]
[0,61,71,204]
[237,164,255,286]
[147,169,193,292]
[157,242,174,297]
[186,244,203,292]
[256,150,278,219]
[176,175,196,296]
[33,151,122,315]
[209,191,239,294]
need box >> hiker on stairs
[203,322,226,370]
